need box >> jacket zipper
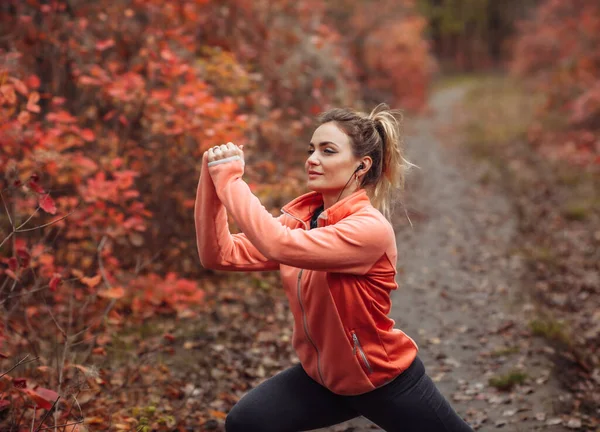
[282,209,326,386]
[352,331,373,375]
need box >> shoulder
[344,206,395,243]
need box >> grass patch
[454,75,544,162]
[489,370,528,391]
[430,73,482,92]
[529,318,570,345]
[521,245,560,268]
[490,345,520,357]
[562,200,593,221]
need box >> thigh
[349,362,474,432]
[226,363,359,432]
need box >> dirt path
[317,86,570,431]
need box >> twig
[0,354,39,380]
[0,231,14,250]
[54,282,75,431]
[16,201,81,233]
[41,294,66,338]
[0,189,13,228]
[30,406,37,432]
[17,204,41,231]
[0,277,78,305]
[60,392,82,428]
[33,395,61,432]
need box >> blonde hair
[317,103,418,222]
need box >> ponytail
[368,104,418,222]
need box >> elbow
[197,240,217,270]
[199,255,226,271]
[259,244,279,263]
[199,255,213,270]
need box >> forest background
[0,0,599,430]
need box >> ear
[359,157,372,174]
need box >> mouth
[308,172,323,177]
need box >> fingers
[206,142,243,163]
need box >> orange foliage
[0,0,432,429]
[511,0,600,166]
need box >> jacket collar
[281,188,371,228]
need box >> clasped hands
[206,142,245,165]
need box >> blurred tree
[511,0,600,166]
[323,0,436,110]
[416,0,541,71]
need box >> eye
[307,148,335,154]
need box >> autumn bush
[0,0,433,429]
[511,0,600,167]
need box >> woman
[195,104,474,432]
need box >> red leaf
[80,274,101,288]
[26,91,40,113]
[49,274,61,292]
[95,39,115,51]
[27,180,45,194]
[4,269,18,281]
[39,195,57,215]
[103,109,116,120]
[92,347,106,356]
[0,400,10,412]
[34,387,59,407]
[9,78,28,96]
[18,111,31,124]
[20,387,58,410]
[79,75,102,86]
[8,257,17,271]
[26,75,41,89]
[12,378,26,388]
[80,128,95,142]
[46,110,77,124]
[17,249,30,267]
[97,286,125,300]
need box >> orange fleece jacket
[195,152,418,395]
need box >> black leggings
[225,356,474,432]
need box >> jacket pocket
[351,330,373,375]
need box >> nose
[307,150,322,164]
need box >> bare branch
[31,406,36,432]
[0,189,13,228]
[33,395,61,432]
[16,200,82,233]
[41,294,66,338]
[16,204,41,231]
[0,354,40,380]
[0,231,14,250]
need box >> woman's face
[305,122,363,196]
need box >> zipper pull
[352,333,357,356]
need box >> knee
[225,403,267,432]
[224,407,243,432]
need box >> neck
[322,186,361,210]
